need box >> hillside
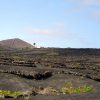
[0,38,34,50]
[0,43,14,50]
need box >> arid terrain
[0,39,100,100]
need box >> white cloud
[31,28,52,35]
[22,22,92,47]
[29,27,64,36]
[65,0,100,19]
[25,23,66,36]
[82,0,100,6]
[67,0,100,6]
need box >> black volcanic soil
[0,48,100,100]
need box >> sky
[0,0,100,48]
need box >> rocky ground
[0,48,100,100]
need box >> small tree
[33,43,36,47]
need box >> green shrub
[0,90,23,98]
[61,82,93,94]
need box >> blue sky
[0,0,100,48]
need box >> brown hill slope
[0,43,14,50]
[0,38,34,49]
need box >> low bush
[0,90,23,98]
[61,81,93,94]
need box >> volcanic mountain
[0,43,13,50]
[0,38,34,50]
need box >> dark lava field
[0,48,100,100]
